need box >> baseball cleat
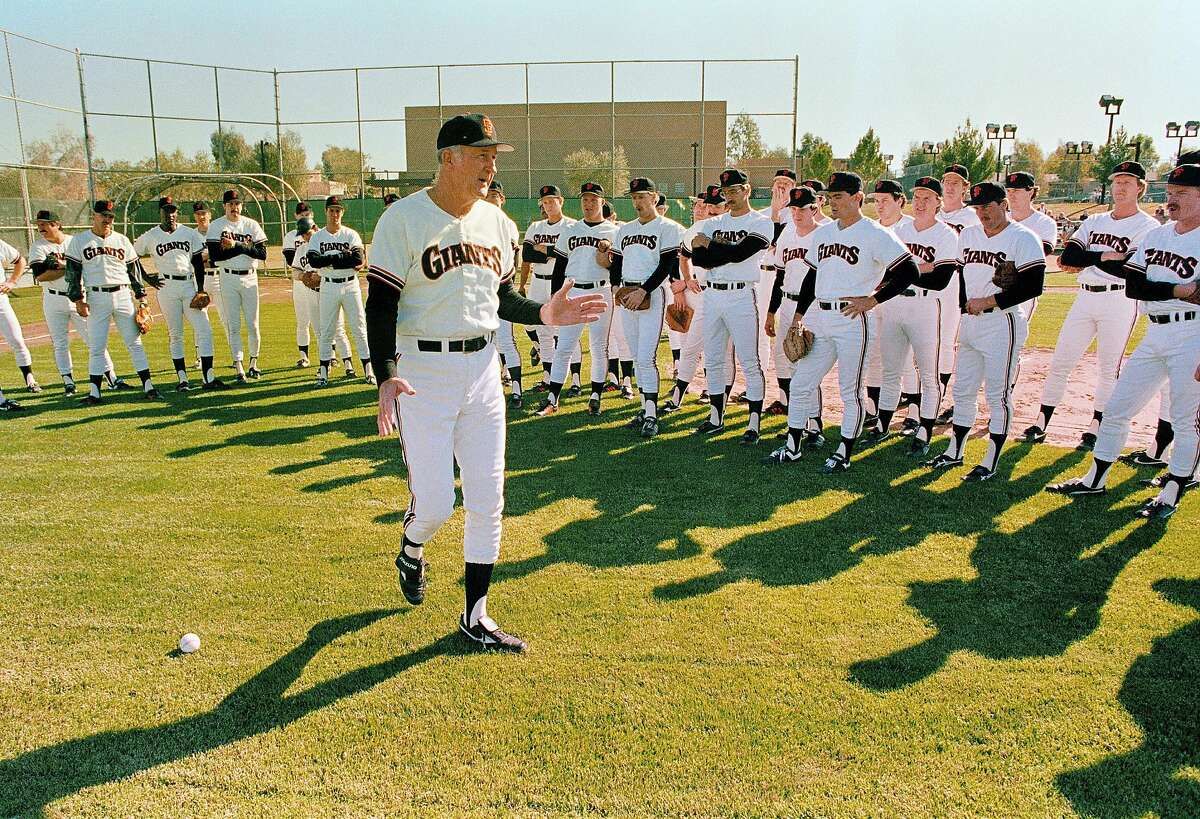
[923,453,963,470]
[1140,473,1199,490]
[906,438,931,458]
[819,454,850,474]
[535,399,558,417]
[1076,432,1097,452]
[566,384,582,398]
[529,348,540,367]
[962,465,995,482]
[175,381,192,393]
[26,380,42,394]
[603,381,620,393]
[587,398,601,416]
[640,416,659,438]
[458,613,527,653]
[365,373,377,386]
[111,379,134,391]
[935,407,954,425]
[236,373,249,384]
[79,394,102,406]
[395,552,428,605]
[624,409,646,429]
[693,420,724,436]
[1045,478,1106,497]
[0,398,23,411]
[144,388,163,400]
[247,367,262,379]
[1020,425,1046,444]
[862,413,878,430]
[295,357,309,368]
[1119,450,1168,469]
[660,399,681,414]
[698,390,710,402]
[63,382,77,396]
[731,391,748,404]
[765,400,787,416]
[528,381,548,393]
[863,426,893,447]
[509,393,523,410]
[900,418,920,437]
[739,429,760,446]
[620,385,635,400]
[762,444,802,464]
[315,376,328,387]
[343,366,355,379]
[500,371,511,386]
[1137,499,1177,521]
[202,378,228,390]
[803,431,826,450]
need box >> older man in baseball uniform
[1047,163,1200,520]
[366,114,605,652]
[206,189,267,383]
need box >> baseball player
[0,380,19,411]
[0,237,41,393]
[535,181,618,416]
[602,200,636,397]
[365,114,605,652]
[934,164,983,423]
[485,181,528,407]
[659,191,686,374]
[28,210,124,394]
[872,177,960,455]
[764,172,919,470]
[519,183,575,392]
[756,168,797,411]
[65,199,161,404]
[134,196,224,391]
[1046,163,1200,520]
[1023,161,1159,450]
[1005,171,1057,323]
[205,190,267,383]
[307,196,373,386]
[607,177,683,437]
[683,168,774,445]
[284,209,355,374]
[924,181,1046,481]
[189,201,229,368]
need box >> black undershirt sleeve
[768,266,785,314]
[608,254,624,287]
[691,235,771,267]
[522,242,550,264]
[127,260,147,300]
[873,256,921,304]
[915,260,958,292]
[66,258,83,302]
[993,262,1046,310]
[772,222,786,244]
[191,252,206,291]
[365,276,401,382]
[498,281,545,326]
[550,252,569,294]
[282,248,295,267]
[795,266,817,317]
[1124,264,1179,301]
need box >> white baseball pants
[551,285,612,385]
[1040,287,1140,411]
[620,286,666,394]
[703,284,764,402]
[879,293,942,419]
[787,304,874,438]
[319,278,370,362]
[218,270,260,362]
[293,281,351,359]
[0,292,32,367]
[951,309,1028,436]
[85,287,149,376]
[41,288,114,376]
[158,279,214,359]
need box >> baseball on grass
[179,633,201,654]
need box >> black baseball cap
[580,181,604,196]
[538,184,562,198]
[35,209,58,222]
[1167,164,1200,187]
[702,184,726,206]
[873,179,903,196]
[93,199,115,216]
[787,187,817,208]
[943,164,970,182]
[656,193,666,207]
[436,113,514,152]
[383,193,400,205]
[1004,171,1036,189]
[295,200,312,214]
[718,168,749,187]
[488,180,503,193]
[191,201,209,214]
[966,181,1006,205]
[325,195,344,208]
[628,177,657,194]
[602,202,613,218]
[912,176,943,196]
[774,168,798,181]
[802,179,826,193]
[222,189,240,203]
[1108,161,1145,181]
[158,195,177,212]
[1177,150,1200,167]
[827,172,862,194]
[297,216,315,233]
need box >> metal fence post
[791,54,799,174]
[75,49,96,201]
[436,65,442,124]
[524,63,531,198]
[273,69,284,195]
[355,67,366,228]
[698,60,705,186]
[146,60,160,173]
[610,61,616,194]
[213,66,224,172]
[4,32,33,248]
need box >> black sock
[548,381,564,401]
[777,377,791,405]
[104,370,118,387]
[787,426,805,451]
[919,417,934,442]
[1090,458,1114,488]
[671,378,688,405]
[19,364,33,379]
[949,423,970,459]
[866,386,881,415]
[836,435,856,460]
[508,367,523,395]
[464,562,495,627]
[89,374,102,398]
[644,391,659,418]
[1152,419,1174,459]
[299,344,309,356]
[542,362,552,379]
[172,357,186,381]
[877,408,895,432]
[708,392,725,425]
[201,355,215,383]
[570,361,581,386]
[983,432,1006,471]
[671,348,680,364]
[748,399,762,433]
[361,358,371,375]
[1036,403,1056,430]
[939,371,952,388]
[590,381,604,400]
[608,358,619,380]
[526,328,538,344]
[137,368,152,387]
[319,359,331,378]
[620,360,634,379]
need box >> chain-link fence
[0,28,800,266]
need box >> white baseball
[179,632,201,654]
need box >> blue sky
[1,0,1196,173]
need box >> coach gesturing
[365,114,605,653]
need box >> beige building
[403,101,727,198]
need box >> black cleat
[528,381,548,393]
[111,379,135,391]
[296,357,309,368]
[459,613,527,653]
[906,438,930,458]
[26,381,42,394]
[63,382,77,396]
[535,398,558,417]
[587,398,601,416]
[923,453,963,470]
[365,372,377,386]
[863,426,893,447]
[80,394,102,406]
[565,384,582,398]
[315,376,328,387]
[529,348,540,367]
[731,391,748,404]
[693,420,724,436]
[1140,473,1199,490]
[0,398,23,412]
[1119,450,1168,469]
[698,390,710,402]
[762,444,802,465]
[962,465,995,482]
[1021,425,1046,444]
[620,385,635,400]
[640,416,659,438]
[803,431,826,450]
[819,453,850,474]
[624,409,646,430]
[176,381,192,393]
[144,387,162,400]
[900,418,920,437]
[660,399,682,414]
[1137,499,1177,521]
[236,373,249,384]
[935,406,954,425]
[202,378,228,390]
[395,552,428,605]
[739,429,760,446]
[509,393,523,410]
[247,367,262,379]
[1076,432,1097,452]
[1045,478,1106,497]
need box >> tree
[794,132,834,184]
[1043,142,1097,200]
[937,119,996,184]
[321,146,369,192]
[846,127,887,183]
[210,130,253,173]
[563,146,629,197]
[727,113,766,165]
[1093,128,1161,186]
[0,127,91,200]
[1007,139,1044,182]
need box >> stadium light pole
[1098,95,1123,204]
[1167,120,1199,162]
[987,124,1016,180]
[1065,141,1093,201]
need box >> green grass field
[0,291,1197,817]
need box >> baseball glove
[782,323,815,363]
[134,302,152,335]
[189,291,211,309]
[991,260,1019,290]
[615,285,649,311]
[665,302,693,332]
[301,270,322,291]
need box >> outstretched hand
[377,377,417,436]
[540,279,606,326]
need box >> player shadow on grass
[0,608,466,816]
[848,470,1168,692]
[1055,577,1200,819]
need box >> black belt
[900,288,930,297]
[534,273,553,280]
[622,280,646,288]
[47,288,69,296]
[88,284,126,293]
[221,268,251,276]
[416,335,491,353]
[818,300,850,310]
[707,281,748,291]
[784,292,802,302]
[572,281,602,290]
[1148,311,1196,324]
[1081,283,1124,292]
[324,275,355,284]
[163,274,191,281]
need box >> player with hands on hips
[365,114,606,653]
[206,189,267,383]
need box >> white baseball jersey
[893,218,960,288]
[205,215,267,271]
[0,238,20,270]
[282,228,309,270]
[66,229,137,287]
[939,206,981,235]
[771,223,819,292]
[680,221,712,285]
[879,214,913,236]
[307,225,364,276]
[804,217,911,300]
[1014,209,1058,253]
[957,221,1044,302]
[612,215,683,286]
[28,234,71,289]
[292,240,315,274]
[552,219,619,285]
[524,216,575,278]
[692,209,775,283]
[368,189,518,339]
[1125,221,1200,315]
[134,225,204,276]
[1067,209,1160,286]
